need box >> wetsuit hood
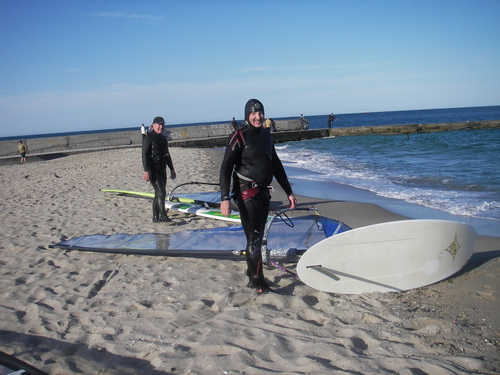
[245,99,265,124]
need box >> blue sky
[1,0,499,137]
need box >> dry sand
[0,147,499,375]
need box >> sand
[0,147,499,375]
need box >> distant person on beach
[220,99,297,294]
[142,116,176,223]
[141,123,146,139]
[264,118,276,132]
[18,140,27,164]
[231,117,239,130]
[328,113,336,128]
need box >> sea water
[273,106,500,237]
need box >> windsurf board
[165,200,241,223]
[297,219,476,294]
[100,189,241,223]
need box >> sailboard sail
[51,214,351,258]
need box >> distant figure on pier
[328,113,337,128]
[141,123,146,139]
[231,117,239,131]
[18,140,27,164]
[264,118,276,132]
[299,114,309,130]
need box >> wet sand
[0,147,499,374]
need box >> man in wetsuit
[220,99,297,294]
[142,116,176,222]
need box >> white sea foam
[276,135,500,222]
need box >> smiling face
[152,122,164,134]
[248,111,264,128]
[244,99,265,128]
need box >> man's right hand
[220,200,231,217]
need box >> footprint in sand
[350,337,369,355]
[477,285,496,302]
[87,270,119,299]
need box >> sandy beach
[1,147,499,375]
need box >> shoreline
[3,140,498,238]
[0,147,499,374]
[286,166,500,238]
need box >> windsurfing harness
[236,172,275,201]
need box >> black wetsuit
[142,131,174,221]
[220,124,293,288]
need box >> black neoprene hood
[244,99,265,123]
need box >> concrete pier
[327,119,500,136]
[0,119,498,166]
[0,119,305,162]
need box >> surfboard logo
[445,234,460,260]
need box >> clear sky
[1,0,499,137]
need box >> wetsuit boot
[245,238,270,293]
[152,198,159,222]
[156,190,169,222]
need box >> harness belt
[236,172,275,201]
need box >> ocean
[274,106,500,237]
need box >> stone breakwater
[328,119,500,136]
[0,119,304,159]
[0,119,498,166]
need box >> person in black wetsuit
[328,113,336,128]
[220,99,297,294]
[231,117,239,130]
[142,116,176,222]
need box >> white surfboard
[297,219,476,294]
